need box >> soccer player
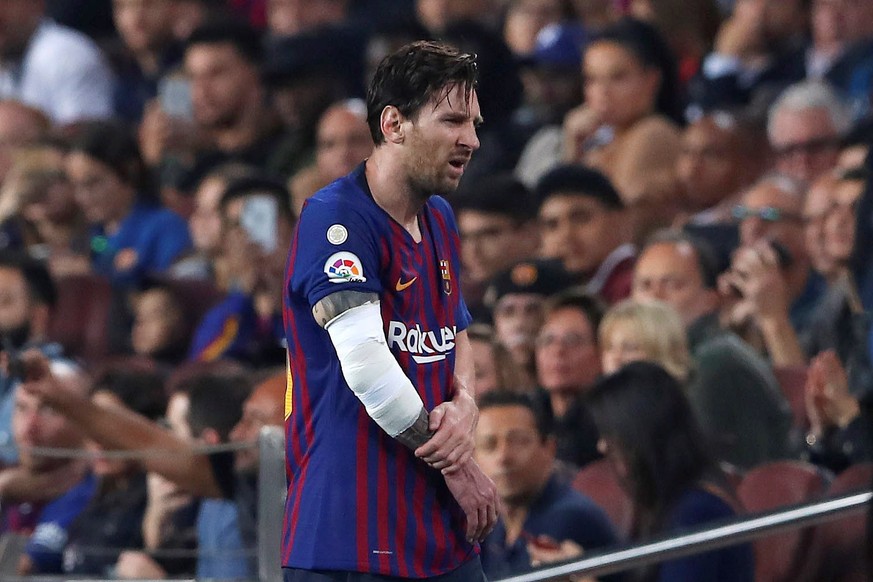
[282,41,499,581]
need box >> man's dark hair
[478,390,553,441]
[366,40,478,144]
[534,164,625,211]
[68,120,150,194]
[641,229,720,289]
[181,374,251,441]
[544,289,606,337]
[220,175,296,223]
[0,251,56,308]
[92,368,167,421]
[186,20,263,66]
[452,173,537,222]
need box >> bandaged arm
[313,290,433,449]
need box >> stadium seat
[737,460,830,582]
[572,458,634,539]
[47,273,113,363]
[772,365,810,430]
[804,463,873,582]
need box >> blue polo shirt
[481,474,619,579]
[90,202,192,286]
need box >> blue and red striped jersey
[282,164,475,576]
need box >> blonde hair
[599,299,691,381]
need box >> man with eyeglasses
[720,174,827,366]
[767,81,850,183]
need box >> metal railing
[495,490,872,582]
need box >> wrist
[835,398,861,429]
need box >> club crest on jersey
[324,251,367,283]
[440,259,452,295]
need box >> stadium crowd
[0,0,872,579]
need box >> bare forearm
[759,315,806,367]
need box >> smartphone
[240,195,278,253]
[158,75,193,120]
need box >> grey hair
[767,81,852,143]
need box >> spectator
[110,0,185,122]
[188,176,295,365]
[265,0,349,38]
[415,0,501,34]
[586,362,755,581]
[454,173,540,309]
[288,98,373,216]
[560,17,683,231]
[483,259,577,389]
[61,368,168,576]
[130,282,191,368]
[599,298,691,381]
[2,361,96,576]
[803,171,843,283]
[467,323,525,397]
[476,390,618,579]
[0,0,114,125]
[502,0,577,57]
[65,121,192,288]
[535,164,636,304]
[767,81,851,184]
[533,290,604,468]
[633,231,793,467]
[0,252,64,464]
[0,100,50,185]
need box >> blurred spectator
[535,165,635,304]
[362,19,432,88]
[0,252,63,464]
[720,174,826,364]
[265,0,349,38]
[288,98,373,215]
[3,361,96,576]
[476,390,618,579]
[804,171,843,282]
[767,80,850,183]
[65,121,192,287]
[467,323,526,397]
[533,290,604,468]
[188,176,294,365]
[110,0,186,122]
[61,367,167,576]
[130,282,191,368]
[688,0,809,112]
[571,0,620,30]
[586,362,755,581]
[599,298,691,381]
[514,23,586,132]
[676,111,769,226]
[633,230,793,467]
[0,147,92,277]
[0,100,50,185]
[454,173,540,309]
[0,0,114,125]
[483,259,577,389]
[415,0,501,34]
[171,162,258,282]
[502,0,577,57]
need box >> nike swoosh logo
[395,277,417,292]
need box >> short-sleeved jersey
[282,164,474,577]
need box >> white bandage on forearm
[325,301,424,436]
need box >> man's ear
[380,105,405,144]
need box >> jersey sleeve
[290,197,383,308]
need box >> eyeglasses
[535,332,593,349]
[772,136,840,159]
[732,205,802,223]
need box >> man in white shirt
[0,0,114,125]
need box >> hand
[805,350,859,436]
[115,551,167,579]
[562,105,602,162]
[415,389,477,474]
[720,242,791,324]
[528,536,584,567]
[714,0,766,60]
[443,458,499,543]
[138,100,198,166]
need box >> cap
[483,259,578,309]
[522,23,586,70]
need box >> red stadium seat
[737,460,830,582]
[572,459,634,539]
[47,273,113,363]
[804,463,873,582]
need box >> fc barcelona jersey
[282,163,474,576]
